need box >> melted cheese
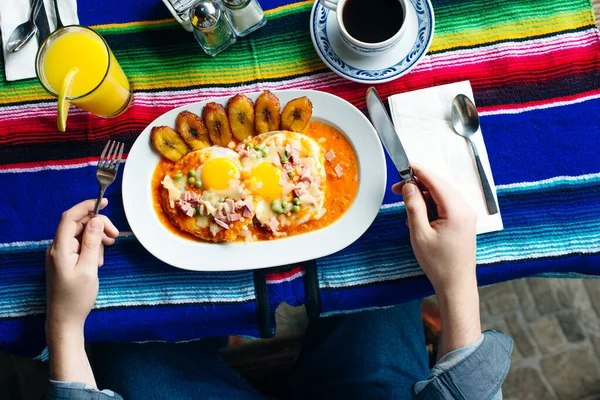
[161,175,181,208]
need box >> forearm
[435,272,482,359]
[47,323,97,388]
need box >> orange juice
[37,26,131,118]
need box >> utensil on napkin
[36,0,52,43]
[366,86,438,222]
[451,94,499,215]
[5,0,42,53]
[95,141,125,215]
[0,0,79,81]
[388,80,503,234]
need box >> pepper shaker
[190,0,237,57]
[221,0,267,37]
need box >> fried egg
[160,148,254,242]
[242,131,326,235]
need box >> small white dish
[310,0,435,84]
[122,90,386,272]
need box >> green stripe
[434,0,592,34]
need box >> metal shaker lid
[190,0,221,30]
[221,0,251,10]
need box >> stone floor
[482,278,600,400]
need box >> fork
[94,140,125,215]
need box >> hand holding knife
[366,87,438,222]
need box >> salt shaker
[221,0,267,37]
[190,0,237,57]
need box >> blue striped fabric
[0,0,599,357]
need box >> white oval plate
[122,90,386,271]
[310,0,434,84]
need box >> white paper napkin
[0,0,79,81]
[388,80,503,235]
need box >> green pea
[188,177,196,184]
[247,143,254,150]
[281,201,288,208]
[288,172,295,178]
[261,151,268,158]
[271,200,283,214]
[281,155,289,164]
[292,197,300,206]
[173,172,183,180]
[218,198,224,203]
[292,205,300,213]
[195,181,202,189]
[188,170,195,178]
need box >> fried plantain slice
[202,102,233,147]
[254,91,281,133]
[280,96,313,132]
[227,94,255,141]
[176,111,211,150]
[151,126,190,162]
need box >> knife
[35,0,51,44]
[366,87,438,222]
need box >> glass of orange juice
[36,25,132,124]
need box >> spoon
[53,0,64,29]
[6,0,44,53]
[451,94,499,215]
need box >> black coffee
[342,0,404,44]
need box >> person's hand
[394,165,481,356]
[392,164,477,295]
[46,199,119,333]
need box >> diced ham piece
[334,164,343,177]
[300,174,312,184]
[242,206,252,218]
[216,211,225,220]
[283,163,294,174]
[228,213,240,222]
[178,201,195,217]
[266,217,279,232]
[325,149,336,162]
[214,218,230,230]
[197,204,205,216]
[244,199,254,212]
[226,199,235,214]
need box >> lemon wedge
[57,67,79,132]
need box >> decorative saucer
[309,0,435,84]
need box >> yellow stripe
[264,1,313,15]
[91,18,176,31]
[430,9,592,52]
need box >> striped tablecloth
[1,0,599,357]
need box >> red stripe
[0,154,128,171]
[477,87,600,113]
[266,265,305,282]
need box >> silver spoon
[6,0,44,53]
[451,94,499,215]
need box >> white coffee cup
[322,0,408,56]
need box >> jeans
[88,302,429,400]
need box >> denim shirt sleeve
[46,380,123,400]
[411,330,513,400]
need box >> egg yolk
[249,162,282,201]
[201,158,239,190]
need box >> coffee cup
[322,0,408,56]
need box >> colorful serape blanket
[1,0,599,357]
